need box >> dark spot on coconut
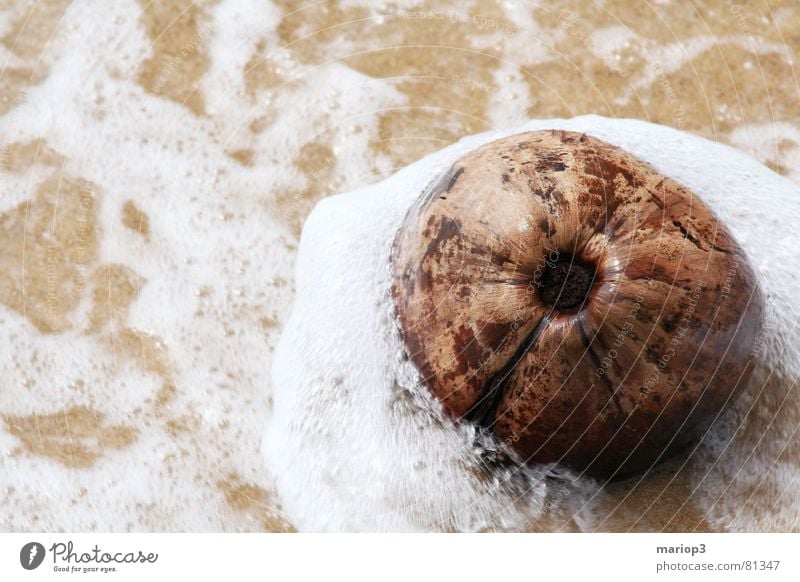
[536,152,567,173]
[604,214,627,235]
[624,258,676,285]
[477,320,516,353]
[440,325,488,386]
[426,165,465,203]
[422,216,462,263]
[673,219,705,251]
[537,218,557,237]
[538,258,596,310]
[660,315,677,333]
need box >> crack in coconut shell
[391,130,765,479]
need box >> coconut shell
[392,130,764,479]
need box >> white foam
[263,115,800,531]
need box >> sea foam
[263,115,800,532]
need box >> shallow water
[1,0,799,532]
